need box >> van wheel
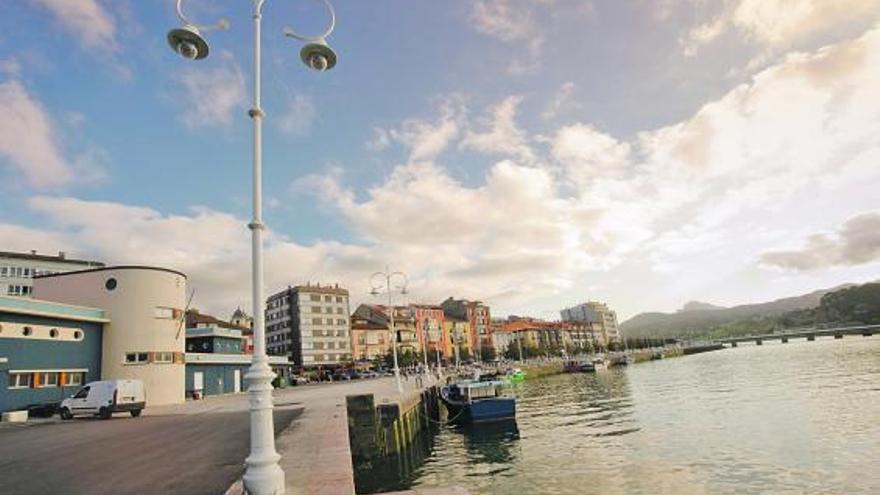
[60,408,73,420]
[99,407,112,420]
[130,409,142,418]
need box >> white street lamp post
[166,1,338,493]
[370,267,407,395]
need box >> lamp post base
[243,356,285,495]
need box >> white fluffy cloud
[0,79,72,187]
[681,0,880,58]
[461,96,534,163]
[467,0,556,75]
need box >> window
[39,372,59,388]
[336,296,343,303]
[336,307,343,314]
[153,307,175,319]
[49,328,59,338]
[0,267,6,277]
[8,373,32,389]
[326,318,334,325]
[310,294,321,302]
[73,330,83,340]
[337,319,346,326]
[125,352,149,364]
[312,306,322,313]
[154,352,173,364]
[73,386,89,399]
[327,342,335,350]
[324,295,332,302]
[105,278,117,291]
[338,342,347,349]
[312,317,322,325]
[22,326,32,336]
[67,373,84,386]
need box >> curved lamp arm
[283,0,336,41]
[175,0,231,31]
[388,271,408,293]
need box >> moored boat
[440,380,516,423]
[563,360,596,373]
[505,368,526,383]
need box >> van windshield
[73,387,89,399]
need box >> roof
[0,295,109,323]
[0,250,104,266]
[34,265,187,279]
[268,284,349,299]
[186,326,245,340]
[186,310,250,332]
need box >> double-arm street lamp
[166,1,338,493]
[370,267,408,395]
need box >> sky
[1,0,879,321]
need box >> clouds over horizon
[761,212,880,271]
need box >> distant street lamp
[370,267,408,394]
[165,1,338,494]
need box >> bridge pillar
[806,335,815,341]
[755,339,762,346]
[781,337,788,343]
[834,334,843,339]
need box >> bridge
[718,324,880,347]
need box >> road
[0,407,302,495]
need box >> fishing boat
[563,360,596,373]
[440,380,516,423]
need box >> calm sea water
[361,337,880,494]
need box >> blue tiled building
[0,296,108,412]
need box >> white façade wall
[33,267,187,405]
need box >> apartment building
[560,301,621,344]
[411,304,446,357]
[265,283,351,368]
[441,298,491,356]
[0,250,104,297]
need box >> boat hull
[441,388,516,423]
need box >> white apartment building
[266,283,351,368]
[560,301,621,343]
[1,250,104,297]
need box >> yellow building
[444,316,472,361]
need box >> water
[361,337,880,494]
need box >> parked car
[59,379,146,420]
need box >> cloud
[0,58,22,77]
[760,213,880,271]
[32,0,117,51]
[177,54,247,129]
[541,81,577,120]
[460,96,534,163]
[679,0,880,58]
[467,1,553,75]
[0,79,72,187]
[365,126,391,151]
[469,0,537,42]
[277,94,316,137]
[387,97,464,162]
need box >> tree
[480,346,497,361]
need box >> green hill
[621,282,879,340]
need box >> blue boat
[440,380,516,423]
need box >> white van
[59,379,146,420]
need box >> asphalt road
[0,407,302,495]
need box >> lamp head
[300,38,337,71]
[167,25,209,60]
[370,288,380,296]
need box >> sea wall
[347,386,441,493]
